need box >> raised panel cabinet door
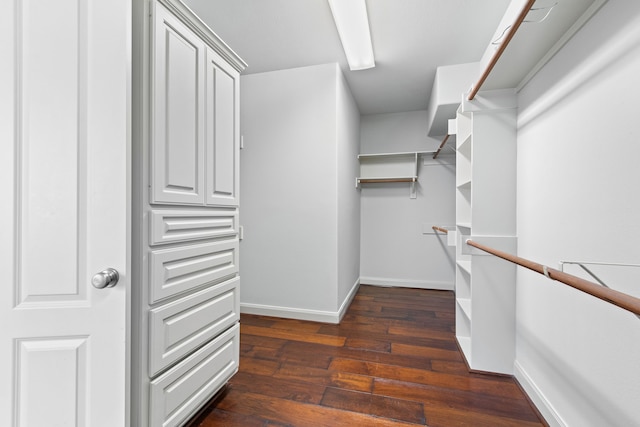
[205,47,240,206]
[152,2,205,205]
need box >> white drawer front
[149,323,239,427]
[149,240,238,304]
[149,277,239,376]
[149,209,238,245]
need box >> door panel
[17,0,86,306]
[0,0,129,425]
[16,338,89,426]
[152,4,205,205]
[205,47,239,206]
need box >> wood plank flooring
[192,285,546,426]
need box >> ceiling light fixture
[327,0,375,71]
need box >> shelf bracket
[410,153,418,199]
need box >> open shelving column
[453,89,517,375]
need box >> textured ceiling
[183,0,511,115]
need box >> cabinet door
[205,47,240,206]
[152,3,205,205]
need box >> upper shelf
[471,0,608,97]
[357,152,436,182]
[357,151,437,198]
[427,62,478,137]
[357,151,435,159]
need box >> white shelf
[357,151,429,198]
[358,153,419,182]
[357,176,416,183]
[357,151,435,159]
[457,222,471,230]
[456,179,471,190]
[457,298,472,319]
[456,260,471,275]
[456,110,472,143]
[457,134,471,153]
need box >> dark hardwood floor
[192,285,545,426]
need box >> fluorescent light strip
[328,0,375,71]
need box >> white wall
[360,111,456,289]
[240,63,360,322]
[515,1,640,425]
[336,69,361,309]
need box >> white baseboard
[240,303,341,323]
[337,278,360,322]
[360,276,454,291]
[514,361,566,427]
[240,278,361,324]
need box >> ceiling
[182,0,512,115]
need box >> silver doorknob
[92,268,120,289]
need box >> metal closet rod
[467,0,537,100]
[466,239,640,316]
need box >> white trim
[337,279,360,322]
[155,0,247,72]
[241,279,361,324]
[240,303,341,324]
[360,277,454,291]
[514,361,566,427]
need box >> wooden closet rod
[467,0,536,101]
[466,240,640,316]
[432,135,450,160]
[432,226,449,234]
[358,178,415,184]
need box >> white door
[0,0,129,426]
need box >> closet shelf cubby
[356,151,435,198]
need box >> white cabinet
[132,0,246,425]
[453,89,517,375]
[151,4,241,207]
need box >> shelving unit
[443,0,607,376]
[357,151,435,198]
[452,89,517,375]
